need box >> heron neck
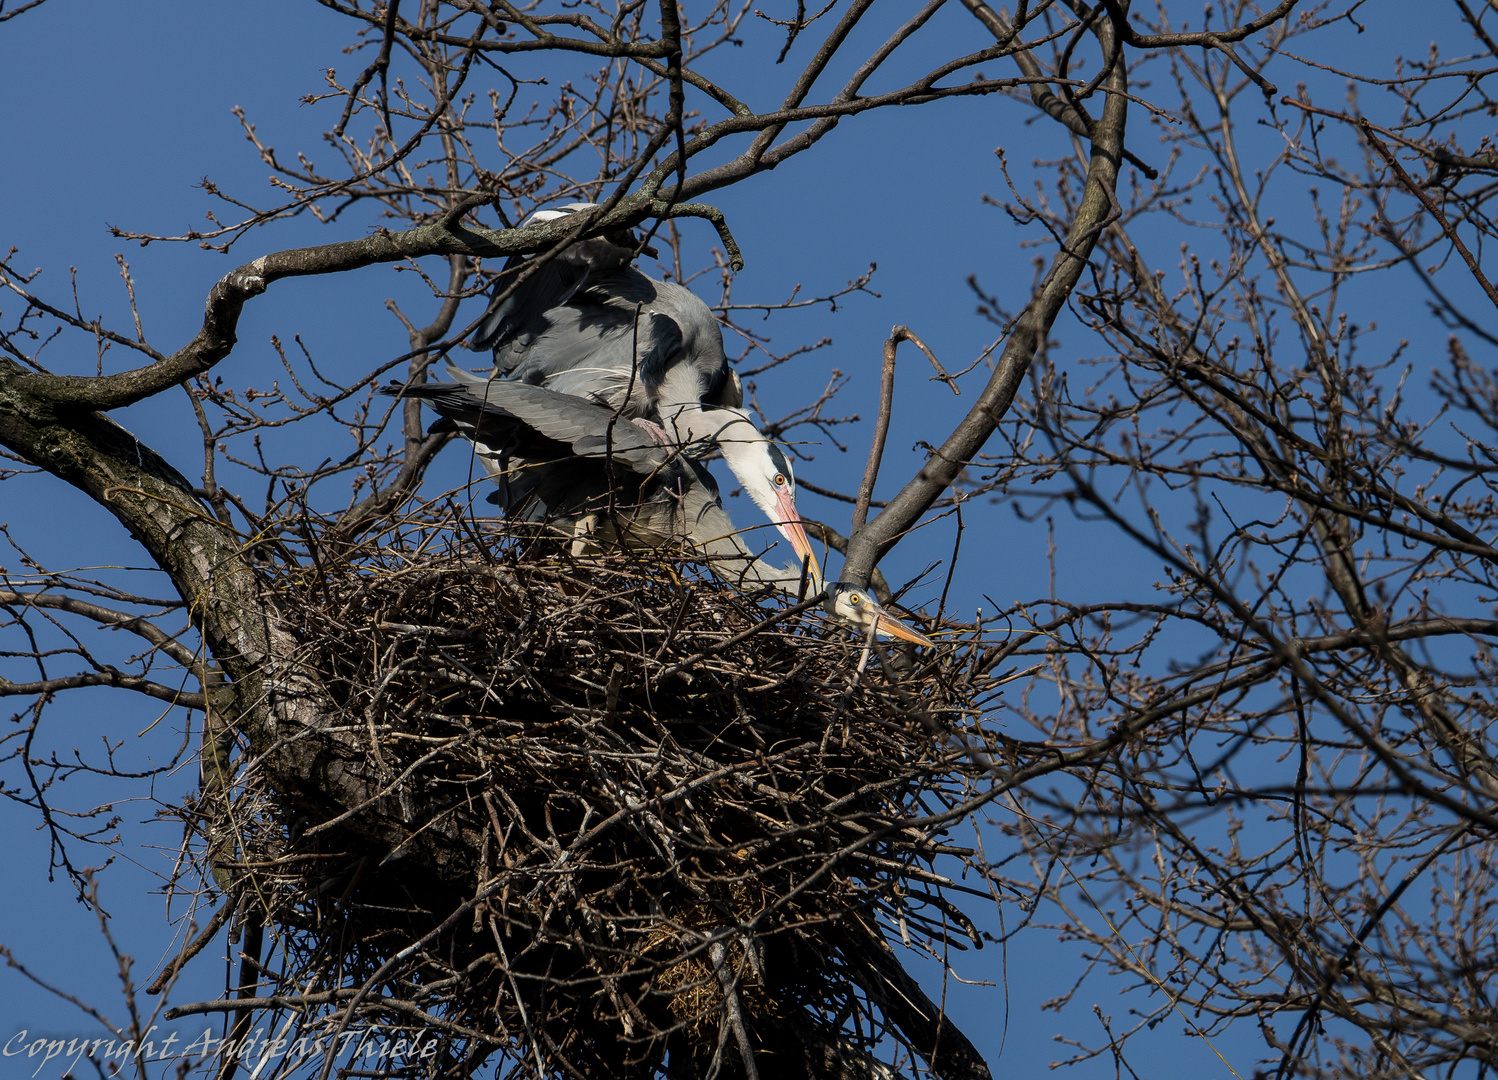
[661,399,747,448]
[663,402,762,482]
[693,517,811,594]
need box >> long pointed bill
[873,608,937,649]
[773,488,823,588]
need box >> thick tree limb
[10,198,739,411]
[0,355,378,828]
[836,919,993,1080]
[841,10,1129,586]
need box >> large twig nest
[186,520,994,1078]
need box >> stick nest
[189,522,993,1078]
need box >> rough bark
[0,355,409,844]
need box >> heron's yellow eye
[774,473,787,486]
[849,593,862,605]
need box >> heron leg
[569,513,602,558]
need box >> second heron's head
[824,583,936,648]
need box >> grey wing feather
[443,363,491,388]
[473,264,738,412]
[470,381,665,468]
[522,267,735,407]
[500,308,682,415]
[580,271,734,406]
[471,221,643,354]
[388,381,668,474]
[469,254,590,353]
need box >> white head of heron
[666,406,822,587]
[825,583,935,648]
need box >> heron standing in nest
[384,379,933,647]
[458,217,821,586]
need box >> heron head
[718,425,822,587]
[825,583,935,648]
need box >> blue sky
[0,3,1475,1077]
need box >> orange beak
[871,607,936,649]
[773,487,823,588]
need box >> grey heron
[461,254,813,581]
[385,380,933,647]
[822,582,936,648]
